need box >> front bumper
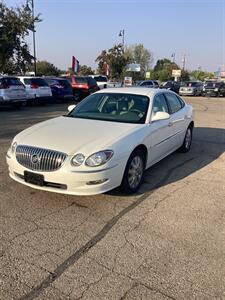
[6,153,126,195]
[203,90,218,97]
[179,90,195,96]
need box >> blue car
[45,77,73,102]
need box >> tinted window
[93,76,107,82]
[75,77,88,84]
[2,77,23,86]
[65,77,72,83]
[165,93,182,114]
[153,81,159,86]
[140,81,153,86]
[58,79,72,88]
[24,78,48,86]
[88,77,97,86]
[206,82,221,88]
[152,94,169,115]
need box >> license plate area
[24,171,44,186]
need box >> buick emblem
[31,154,40,164]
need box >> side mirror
[68,104,76,112]
[151,111,170,122]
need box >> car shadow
[107,127,225,196]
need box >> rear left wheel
[179,126,193,153]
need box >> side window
[152,94,169,116]
[165,93,182,114]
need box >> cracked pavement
[0,96,225,299]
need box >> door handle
[168,121,173,127]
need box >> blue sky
[6,0,225,72]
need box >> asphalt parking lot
[1,96,225,300]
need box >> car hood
[15,116,140,155]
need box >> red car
[65,76,99,101]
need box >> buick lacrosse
[6,88,194,195]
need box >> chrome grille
[16,145,67,172]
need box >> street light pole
[31,0,37,76]
[119,29,125,50]
[26,0,37,76]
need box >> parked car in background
[179,81,203,96]
[202,81,225,97]
[44,77,73,102]
[0,76,27,108]
[64,76,99,101]
[161,81,181,94]
[7,88,194,196]
[137,80,159,88]
[89,75,108,89]
[18,76,52,105]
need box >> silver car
[179,81,203,96]
[0,76,27,108]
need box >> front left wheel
[121,149,145,194]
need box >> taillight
[31,83,39,89]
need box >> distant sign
[126,63,141,72]
[172,69,181,77]
[145,71,151,79]
[124,77,132,87]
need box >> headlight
[71,153,85,166]
[85,150,114,167]
[214,88,219,92]
[11,142,17,153]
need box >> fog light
[86,179,108,185]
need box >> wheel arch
[130,144,148,168]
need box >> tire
[179,126,193,153]
[73,91,80,102]
[120,149,145,194]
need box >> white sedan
[6,88,194,195]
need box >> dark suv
[64,76,99,101]
[44,77,73,102]
[203,81,225,97]
[161,81,181,94]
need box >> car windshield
[67,93,149,124]
[206,82,220,88]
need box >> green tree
[190,70,214,81]
[0,1,41,74]
[79,65,95,76]
[151,58,181,82]
[96,44,130,79]
[35,60,60,76]
[125,44,153,79]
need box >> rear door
[164,92,187,149]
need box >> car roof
[96,87,172,98]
